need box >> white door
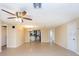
[67,22,77,52]
[49,29,55,43]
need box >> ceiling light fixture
[15,18,22,23]
[33,3,42,8]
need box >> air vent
[33,3,42,8]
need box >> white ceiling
[0,3,79,28]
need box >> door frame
[1,25,8,51]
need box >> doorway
[29,30,41,43]
[1,26,7,51]
[49,29,55,44]
[67,21,77,52]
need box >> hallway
[0,43,78,56]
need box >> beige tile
[0,43,78,56]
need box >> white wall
[55,24,67,48]
[16,25,25,46]
[7,25,25,48]
[7,25,17,48]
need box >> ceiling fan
[1,9,32,22]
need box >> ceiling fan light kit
[1,9,32,23]
[15,18,22,23]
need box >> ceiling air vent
[33,3,42,8]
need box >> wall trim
[74,51,79,55]
[55,42,79,55]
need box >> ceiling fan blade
[8,17,16,19]
[23,17,32,20]
[1,9,15,16]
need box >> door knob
[73,38,75,40]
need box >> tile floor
[0,43,78,56]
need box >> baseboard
[55,42,66,48]
[7,43,23,48]
[16,42,25,47]
[55,42,79,55]
[7,45,17,48]
[74,51,79,55]
[41,42,49,43]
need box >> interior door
[68,22,77,52]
